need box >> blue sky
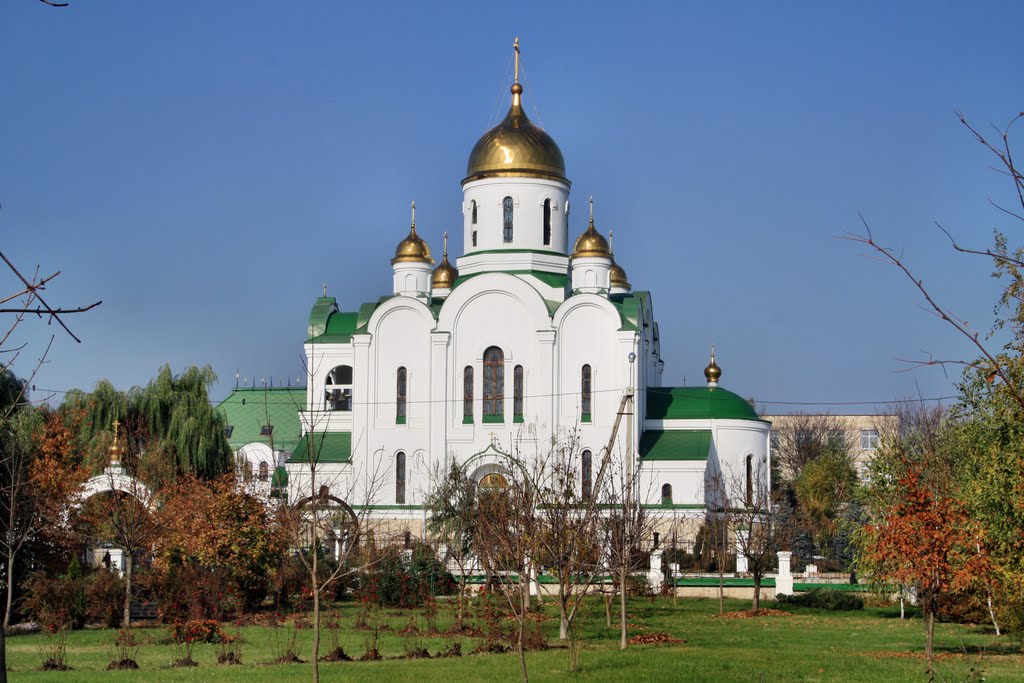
[2,1,1021,411]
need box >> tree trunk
[619,566,628,649]
[3,552,14,630]
[604,592,613,627]
[311,524,320,683]
[752,572,761,611]
[122,553,133,628]
[0,612,7,683]
[457,573,467,629]
[518,583,529,683]
[926,605,935,683]
[559,600,568,640]
[987,593,1001,636]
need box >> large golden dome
[432,232,459,289]
[465,83,567,183]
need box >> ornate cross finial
[443,231,448,257]
[323,282,327,297]
[609,228,614,252]
[113,419,120,436]
[514,37,520,83]
[711,343,715,359]
[410,200,416,229]
[589,195,594,223]
[489,431,496,445]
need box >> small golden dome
[572,198,612,259]
[392,202,434,265]
[108,419,123,466]
[465,83,566,183]
[610,262,630,290]
[432,232,459,289]
[704,348,722,384]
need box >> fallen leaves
[713,609,792,619]
[628,632,686,645]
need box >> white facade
[245,70,774,539]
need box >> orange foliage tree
[862,460,991,682]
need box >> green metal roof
[640,429,711,460]
[216,386,306,453]
[271,466,288,488]
[287,431,352,464]
[308,297,338,339]
[646,386,762,421]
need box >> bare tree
[425,461,477,630]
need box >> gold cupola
[392,201,434,265]
[704,347,722,387]
[464,38,567,184]
[608,229,631,291]
[108,419,124,467]
[572,196,612,259]
[432,231,459,290]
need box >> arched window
[471,200,478,247]
[745,454,753,506]
[661,483,672,505]
[396,367,407,423]
[463,365,474,421]
[258,461,269,482]
[396,451,406,504]
[483,346,504,419]
[325,364,353,411]
[243,461,253,482]
[513,365,524,421]
[581,449,592,500]
[502,196,514,243]
[581,364,592,420]
[543,199,552,246]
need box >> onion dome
[432,232,459,289]
[571,196,612,259]
[608,229,631,290]
[704,347,722,386]
[464,41,566,183]
[392,201,434,265]
[108,419,123,466]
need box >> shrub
[776,588,864,611]
[361,545,456,608]
[22,564,87,631]
[85,569,124,627]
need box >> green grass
[5,596,1022,681]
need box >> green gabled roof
[640,429,711,460]
[308,297,338,339]
[271,466,288,488]
[216,386,306,452]
[308,310,358,344]
[288,431,352,464]
[610,291,652,332]
[646,386,762,421]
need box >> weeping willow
[63,365,231,482]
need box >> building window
[543,199,551,246]
[396,366,407,423]
[463,365,474,422]
[483,346,504,419]
[581,364,592,421]
[502,196,513,243]
[396,451,406,504]
[745,454,753,507]
[769,429,779,450]
[661,483,672,505]
[828,430,845,447]
[243,461,253,482]
[581,449,592,500]
[860,429,879,450]
[325,364,353,411]
[258,461,269,482]
[513,364,524,421]
[471,200,478,247]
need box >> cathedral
[219,44,770,541]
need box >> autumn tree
[862,459,990,682]
[425,461,478,629]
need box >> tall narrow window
[483,346,504,419]
[463,366,474,421]
[662,483,673,505]
[513,365,524,421]
[581,450,592,500]
[581,364,592,420]
[471,200,478,247]
[745,454,753,506]
[502,196,513,243]
[543,199,552,246]
[396,367,407,423]
[258,461,269,482]
[396,451,406,504]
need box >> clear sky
[2,1,1021,412]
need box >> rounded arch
[77,470,153,509]
[366,296,437,338]
[551,292,622,331]
[436,272,553,334]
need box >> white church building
[220,47,770,541]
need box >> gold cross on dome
[514,37,520,83]
[589,195,594,221]
[322,282,327,297]
[411,200,416,227]
[488,431,496,444]
[443,231,448,257]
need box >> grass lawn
[5,596,1021,681]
